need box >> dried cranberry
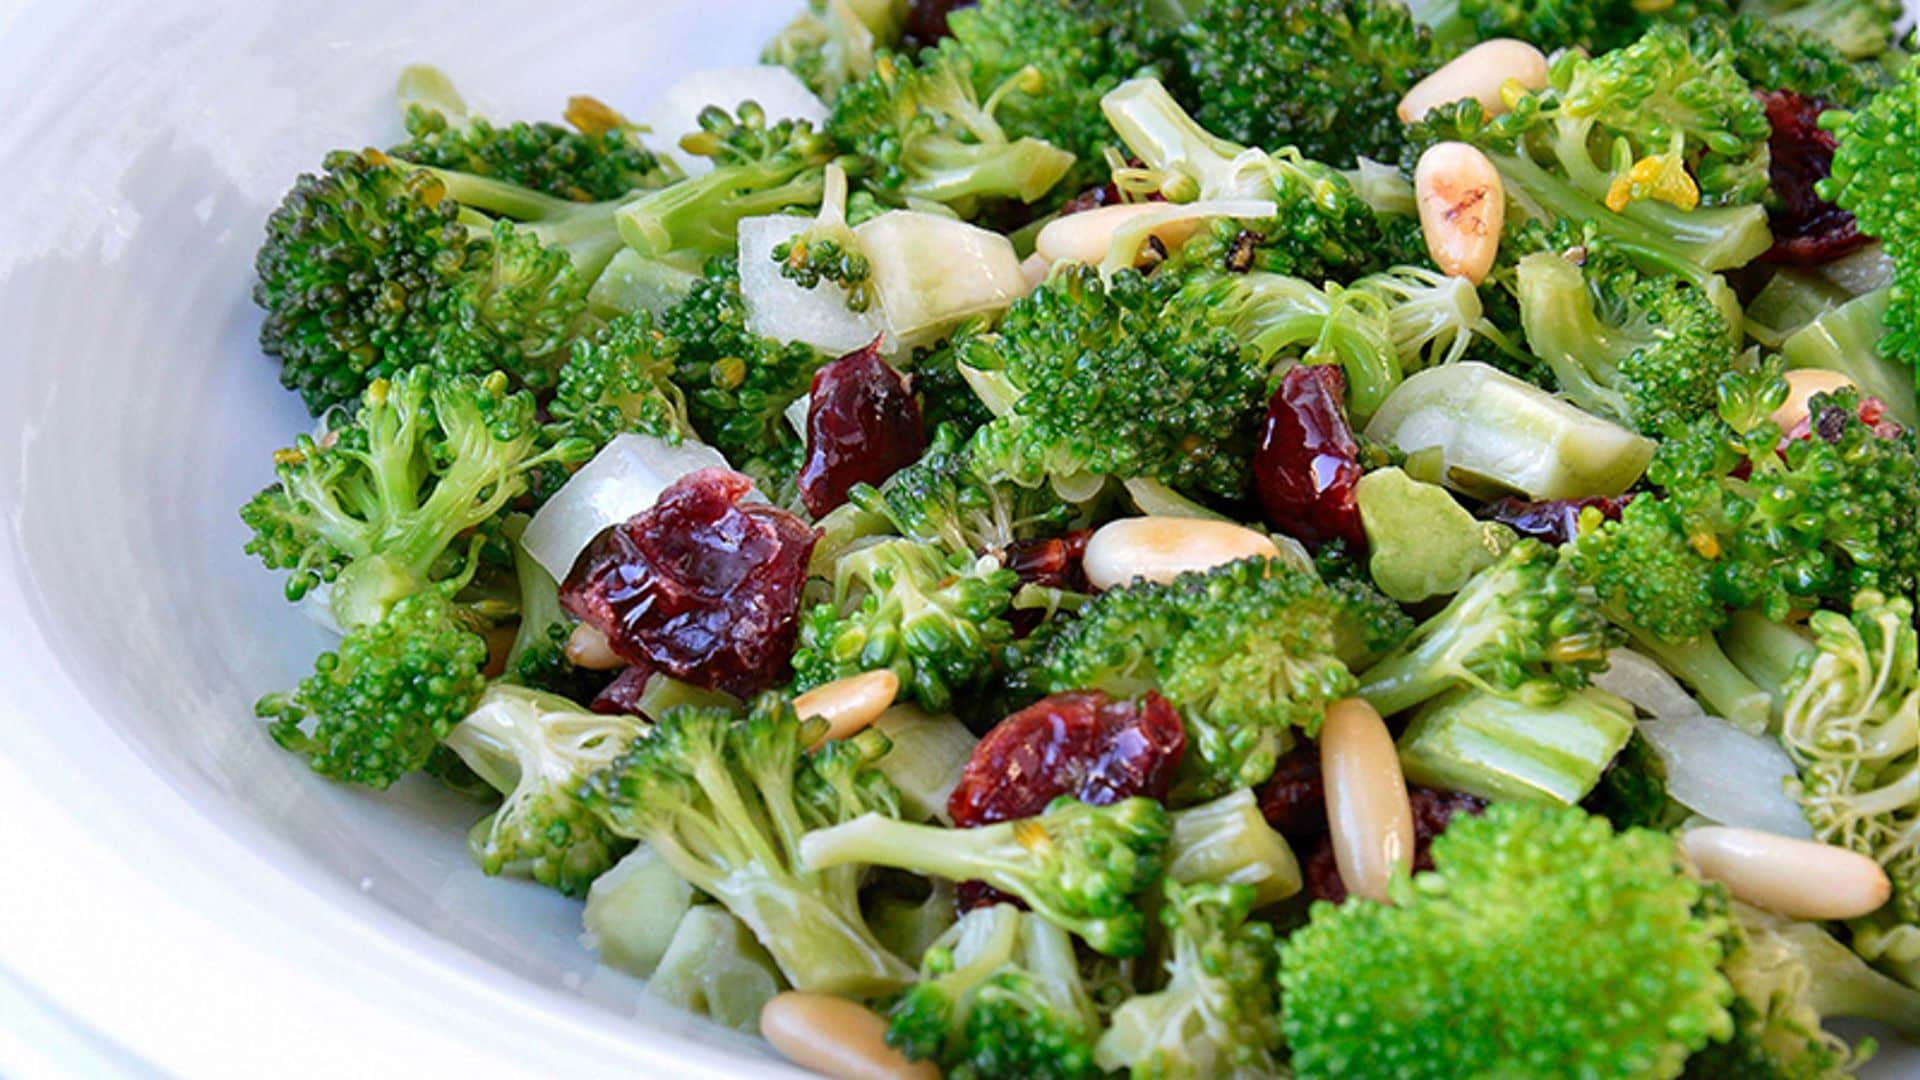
[1785,393,1904,444]
[950,691,1186,827]
[798,340,925,518]
[1305,788,1486,903]
[1254,364,1366,550]
[560,468,819,698]
[1757,90,1870,267]
[1477,495,1630,546]
[1258,743,1327,845]
[902,0,976,49]
[1003,529,1092,592]
[589,662,654,717]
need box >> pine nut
[1415,142,1505,284]
[1320,698,1414,903]
[1681,826,1891,921]
[760,991,939,1080]
[1397,39,1550,123]
[796,670,901,746]
[1770,369,1855,433]
[565,622,624,670]
[1034,204,1199,267]
[1082,516,1282,591]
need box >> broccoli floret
[1587,731,1691,831]
[1019,557,1412,800]
[1688,901,1920,1077]
[799,796,1172,956]
[1779,589,1920,922]
[241,369,590,631]
[1734,0,1901,59]
[549,311,691,448]
[1280,803,1735,1079]
[792,538,1018,712]
[580,697,914,995]
[441,685,644,897]
[956,264,1265,502]
[1821,62,1920,381]
[829,49,1076,215]
[907,342,1000,436]
[1692,14,1894,108]
[763,0,906,99]
[1093,879,1285,1079]
[659,256,824,493]
[770,164,878,314]
[887,903,1103,1079]
[387,65,673,203]
[1411,0,1730,52]
[256,589,488,788]
[1175,0,1436,168]
[1517,248,1742,436]
[848,422,1074,557]
[1356,538,1614,717]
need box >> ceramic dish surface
[1,2,1917,1077]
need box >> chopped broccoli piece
[1821,62,1920,382]
[500,520,608,708]
[1164,788,1303,908]
[646,905,786,1032]
[1397,685,1637,805]
[1280,803,1736,1079]
[1691,14,1893,108]
[582,845,695,978]
[1410,0,1730,52]
[799,796,1172,956]
[848,422,1075,558]
[549,311,691,449]
[763,0,906,99]
[1734,0,1902,59]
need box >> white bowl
[2,2,1916,1075]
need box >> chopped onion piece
[1592,648,1703,718]
[739,215,886,356]
[523,434,736,582]
[1638,714,1812,839]
[643,67,827,178]
[856,211,1026,350]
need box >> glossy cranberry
[1477,495,1630,546]
[1304,788,1486,903]
[1254,364,1366,550]
[1757,90,1871,267]
[560,468,819,698]
[589,662,654,717]
[1003,529,1093,592]
[1258,743,1327,845]
[949,691,1186,827]
[902,0,976,49]
[798,339,925,518]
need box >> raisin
[560,468,819,698]
[1304,788,1486,904]
[902,0,976,49]
[1477,495,1630,546]
[1757,90,1871,267]
[1253,364,1366,550]
[1003,530,1095,636]
[950,691,1186,826]
[589,662,654,717]
[798,339,925,518]
[1258,743,1327,846]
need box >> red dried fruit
[1254,364,1366,550]
[903,0,976,49]
[1477,495,1630,546]
[590,662,654,717]
[949,690,1186,827]
[1304,787,1486,903]
[798,339,926,518]
[1258,743,1327,845]
[1003,529,1093,592]
[560,468,819,698]
[1757,90,1871,267]
[1789,392,1904,444]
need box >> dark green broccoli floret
[793,538,1018,712]
[887,903,1103,1080]
[1690,15,1893,108]
[1821,62,1920,380]
[256,588,488,788]
[799,796,1172,956]
[659,256,824,493]
[908,343,1001,437]
[1176,0,1437,167]
[387,65,672,202]
[240,369,591,631]
[1734,0,1902,59]
[549,310,691,448]
[1516,246,1742,436]
[1019,557,1411,800]
[580,698,914,995]
[848,422,1074,558]
[1409,0,1730,52]
[828,49,1076,215]
[1093,879,1285,1078]
[441,685,644,897]
[763,0,906,99]
[957,264,1265,502]
[499,519,606,705]
[1356,538,1615,717]
[1280,803,1736,1080]
[1585,732,1690,832]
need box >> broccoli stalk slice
[417,164,633,280]
[798,797,1173,957]
[1721,609,1816,714]
[1165,789,1302,908]
[1626,625,1773,734]
[1782,286,1918,429]
[1398,686,1636,806]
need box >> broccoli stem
[1627,626,1773,733]
[1165,789,1302,908]
[1722,610,1816,708]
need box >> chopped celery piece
[1397,687,1635,806]
[581,845,695,978]
[1781,287,1916,428]
[1357,467,1512,603]
[1165,789,1301,908]
[872,705,978,822]
[645,906,785,1032]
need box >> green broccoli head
[1357,538,1615,717]
[1779,589,1920,922]
[580,696,913,996]
[1516,245,1742,436]
[1412,0,1729,52]
[1093,878,1285,1078]
[1690,14,1893,108]
[762,0,905,99]
[1176,0,1437,167]
[240,369,591,631]
[442,685,644,897]
[256,588,489,788]
[1280,803,1736,1079]
[828,48,1077,214]
[887,903,1103,1079]
[847,422,1075,558]
[1567,495,1727,645]
[549,310,691,448]
[1020,556,1412,800]
[1822,61,1920,379]
[799,795,1173,956]
[793,538,1019,713]
[1734,0,1902,59]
